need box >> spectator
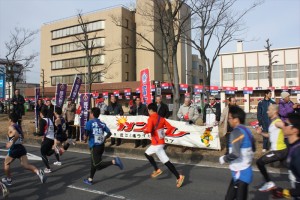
[279,92,298,122]
[156,96,170,118]
[96,98,108,115]
[11,89,25,127]
[257,90,276,152]
[36,99,45,113]
[177,97,199,124]
[129,97,148,148]
[45,99,55,122]
[107,96,124,146]
[65,98,77,140]
[0,100,4,114]
[203,96,221,126]
[220,97,237,154]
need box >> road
[0,143,290,200]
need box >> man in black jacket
[156,96,170,118]
[107,96,124,146]
[129,97,148,148]
[45,99,55,122]
[11,89,25,127]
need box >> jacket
[97,102,108,115]
[177,104,199,123]
[157,102,170,118]
[11,94,25,116]
[278,100,294,122]
[203,102,221,124]
[129,103,148,116]
[107,102,124,116]
[257,98,275,130]
[219,105,233,136]
[143,113,174,145]
[65,103,76,122]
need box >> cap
[281,91,290,99]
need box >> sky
[0,0,299,85]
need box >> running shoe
[151,169,163,178]
[44,168,52,174]
[114,157,124,170]
[176,175,185,188]
[258,181,276,192]
[38,169,47,183]
[83,179,93,185]
[0,182,9,198]
[53,161,62,166]
[1,178,12,186]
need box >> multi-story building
[191,54,205,85]
[40,1,194,88]
[219,42,300,89]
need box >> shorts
[145,145,169,164]
[56,133,67,143]
[41,138,54,156]
[8,144,27,159]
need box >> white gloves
[219,155,225,165]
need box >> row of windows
[223,64,298,81]
[51,55,105,70]
[51,73,104,86]
[51,38,105,54]
[52,21,105,39]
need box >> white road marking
[0,148,42,160]
[67,185,129,199]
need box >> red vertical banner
[140,68,152,104]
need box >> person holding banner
[203,96,221,127]
[219,106,255,200]
[177,97,199,124]
[83,107,124,185]
[107,96,124,146]
[143,103,185,188]
[65,98,77,141]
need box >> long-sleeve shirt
[177,104,199,122]
[278,100,295,122]
[287,139,300,197]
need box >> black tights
[225,179,248,200]
[89,145,113,179]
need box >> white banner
[99,115,221,150]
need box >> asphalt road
[0,143,291,200]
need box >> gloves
[184,114,189,120]
[272,187,291,199]
[188,120,193,125]
[219,155,225,165]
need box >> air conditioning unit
[288,80,296,86]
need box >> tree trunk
[172,53,180,120]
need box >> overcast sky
[0,0,299,85]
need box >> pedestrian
[257,90,276,152]
[11,89,25,127]
[39,107,56,173]
[256,104,288,192]
[107,96,124,146]
[272,113,300,199]
[156,96,170,118]
[143,103,185,188]
[83,107,124,185]
[177,97,199,124]
[96,97,108,115]
[220,97,237,154]
[45,99,55,122]
[219,106,255,200]
[129,97,148,148]
[2,113,46,187]
[0,100,4,114]
[65,98,77,142]
[203,96,221,126]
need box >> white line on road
[67,185,129,199]
[0,148,42,160]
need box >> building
[219,42,300,89]
[191,54,205,85]
[40,1,194,88]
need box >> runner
[219,106,255,200]
[0,181,9,198]
[256,104,288,192]
[83,107,124,185]
[272,113,300,199]
[52,107,69,166]
[2,113,46,186]
[39,107,55,173]
[143,103,185,188]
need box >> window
[247,66,257,80]
[200,65,203,73]
[259,66,268,79]
[51,56,104,70]
[286,64,298,78]
[272,65,284,79]
[125,36,129,45]
[234,67,244,80]
[125,54,129,63]
[124,19,129,28]
[223,68,233,81]
[192,61,198,69]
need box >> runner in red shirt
[143,103,185,188]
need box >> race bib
[157,128,165,139]
[94,134,105,144]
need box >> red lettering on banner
[124,122,135,132]
[133,122,147,132]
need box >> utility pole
[40,69,45,98]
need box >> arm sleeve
[104,125,112,139]
[216,104,221,121]
[143,117,153,134]
[177,106,182,119]
[20,96,25,104]
[223,129,243,162]
[257,102,262,125]
[203,105,207,123]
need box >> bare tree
[73,12,117,93]
[0,27,38,112]
[264,38,278,87]
[188,0,262,98]
[111,0,193,119]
